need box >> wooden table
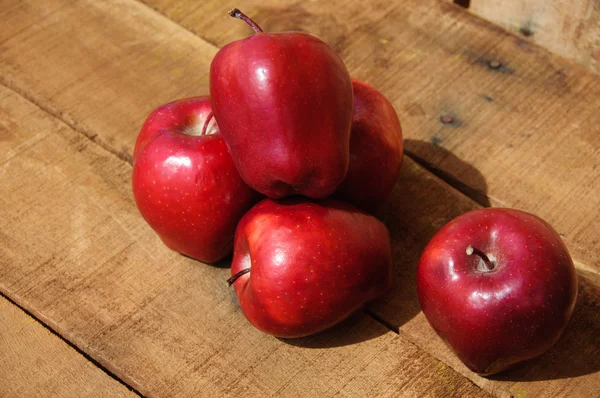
[1,1,599,397]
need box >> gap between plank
[366,308,487,395]
[0,78,133,166]
[365,308,399,334]
[135,0,221,50]
[453,0,471,8]
[0,290,145,397]
[404,150,492,208]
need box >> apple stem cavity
[201,112,214,136]
[466,245,496,272]
[228,8,264,33]
[227,268,251,286]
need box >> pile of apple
[132,9,578,376]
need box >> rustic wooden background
[454,0,600,74]
[1,0,599,397]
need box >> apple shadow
[489,278,600,381]
[210,254,233,269]
[278,311,388,348]
[368,145,600,381]
[382,142,600,381]
[365,143,489,331]
[180,253,232,269]
[403,139,492,207]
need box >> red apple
[228,198,392,337]
[132,97,259,263]
[334,79,403,211]
[417,208,577,375]
[210,9,353,199]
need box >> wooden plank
[0,0,217,163]
[0,35,488,398]
[138,0,600,287]
[464,0,600,74]
[0,296,135,398]
[0,0,598,397]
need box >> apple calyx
[181,113,215,136]
[227,268,251,286]
[228,8,264,33]
[466,245,496,272]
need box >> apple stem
[228,8,264,33]
[201,112,214,136]
[466,246,495,271]
[227,268,251,286]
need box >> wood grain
[138,0,600,286]
[465,0,600,74]
[1,0,599,397]
[0,0,217,164]
[0,297,135,398]
[0,35,487,398]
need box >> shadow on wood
[369,154,600,383]
[180,253,233,269]
[489,279,600,381]
[404,139,491,207]
[278,311,389,348]
[367,156,483,329]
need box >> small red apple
[228,198,392,338]
[210,9,353,199]
[417,208,577,375]
[334,79,403,211]
[132,97,259,263]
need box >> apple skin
[229,198,392,338]
[334,79,403,211]
[417,208,577,375]
[210,25,353,199]
[132,97,260,263]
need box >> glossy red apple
[334,79,403,211]
[417,208,577,375]
[228,198,392,337]
[210,9,353,199]
[132,97,259,263]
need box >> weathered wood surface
[1,0,599,397]
[0,297,135,398]
[463,0,600,74]
[0,0,217,164]
[140,0,600,285]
